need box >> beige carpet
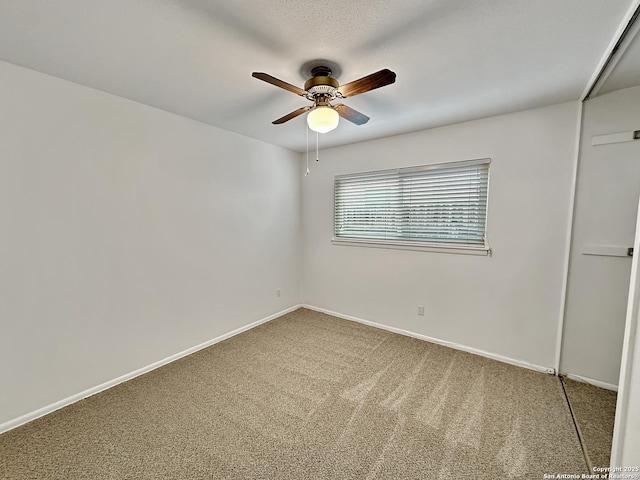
[563,378,617,470]
[1,308,588,479]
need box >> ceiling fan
[252,66,396,133]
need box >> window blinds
[334,159,490,248]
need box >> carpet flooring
[563,378,617,470]
[1,308,589,479]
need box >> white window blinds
[334,159,490,248]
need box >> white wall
[301,102,579,370]
[561,86,640,387]
[0,60,301,426]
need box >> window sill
[331,238,491,256]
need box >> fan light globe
[307,106,339,133]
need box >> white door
[611,195,640,466]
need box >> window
[333,159,490,253]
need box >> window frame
[332,158,492,256]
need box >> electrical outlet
[417,305,424,316]
[276,288,281,298]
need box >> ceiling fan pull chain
[305,124,310,176]
[316,131,319,162]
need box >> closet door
[611,195,640,466]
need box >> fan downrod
[310,66,332,77]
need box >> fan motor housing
[304,75,339,92]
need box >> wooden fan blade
[252,72,307,96]
[338,69,396,98]
[334,104,370,125]
[273,106,312,124]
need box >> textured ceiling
[0,0,634,152]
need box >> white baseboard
[0,304,302,435]
[563,373,619,392]
[302,304,556,375]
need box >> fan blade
[273,106,312,124]
[338,69,396,98]
[334,104,370,125]
[252,72,307,96]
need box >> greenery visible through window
[334,159,490,249]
